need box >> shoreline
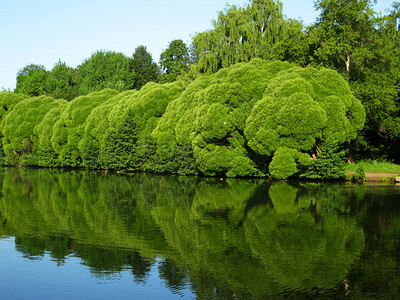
[348,171,400,183]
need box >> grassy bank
[346,160,400,174]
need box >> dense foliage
[192,0,306,73]
[7,0,399,173]
[131,45,160,89]
[75,51,135,95]
[2,169,384,298]
[0,95,65,165]
[14,64,48,97]
[0,58,364,179]
[159,39,190,83]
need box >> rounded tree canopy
[1,95,63,154]
[154,59,365,177]
[51,89,118,166]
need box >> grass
[345,160,400,174]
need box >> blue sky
[0,0,395,90]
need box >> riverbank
[347,171,400,182]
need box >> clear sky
[0,0,395,90]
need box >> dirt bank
[348,171,400,182]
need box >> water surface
[1,168,400,299]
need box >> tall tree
[76,50,135,95]
[159,39,189,83]
[131,45,160,89]
[308,0,400,162]
[14,64,48,96]
[352,2,400,160]
[308,0,377,79]
[46,60,78,101]
[192,0,307,74]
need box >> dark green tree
[159,39,189,83]
[308,0,377,80]
[14,64,48,96]
[76,50,135,95]
[308,0,400,162]
[46,60,78,101]
[349,3,400,161]
[131,45,160,89]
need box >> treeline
[2,0,400,176]
[0,59,364,179]
[12,41,189,101]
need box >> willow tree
[153,59,294,177]
[51,89,118,167]
[0,93,29,164]
[192,0,306,74]
[33,101,68,167]
[99,81,184,171]
[0,95,63,165]
[245,66,365,179]
[80,90,138,169]
[153,59,364,179]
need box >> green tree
[192,0,307,74]
[51,89,118,167]
[349,3,400,161]
[308,0,377,79]
[76,50,135,95]
[300,139,348,180]
[33,101,68,167]
[308,1,400,162]
[46,60,78,101]
[131,45,160,89]
[0,95,63,165]
[80,90,137,169]
[153,59,294,177]
[99,81,184,172]
[159,39,189,83]
[14,64,48,96]
[0,93,29,164]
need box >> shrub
[300,139,348,180]
[352,165,366,182]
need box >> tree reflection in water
[0,168,399,298]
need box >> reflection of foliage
[6,169,400,298]
[347,192,400,298]
[244,181,365,291]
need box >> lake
[0,168,399,299]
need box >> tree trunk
[345,55,351,80]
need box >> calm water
[0,168,400,299]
